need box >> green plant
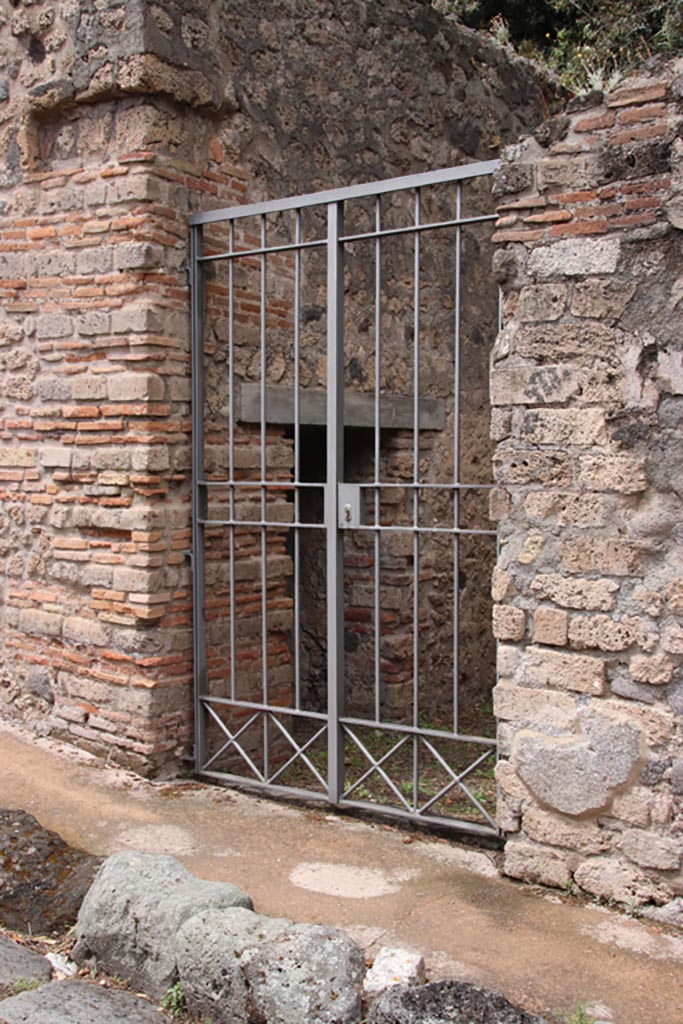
[11,978,42,994]
[161,981,186,1018]
[564,1004,596,1024]
[433,0,683,92]
[563,876,578,897]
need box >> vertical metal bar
[413,733,419,813]
[260,214,269,778]
[374,196,381,725]
[191,223,207,769]
[326,201,345,804]
[412,189,420,733]
[228,219,236,702]
[294,210,302,711]
[453,183,462,735]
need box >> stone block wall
[491,63,683,911]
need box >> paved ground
[1,720,681,1024]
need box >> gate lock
[338,483,365,529]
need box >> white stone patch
[289,861,419,899]
[115,823,197,856]
[529,237,621,278]
[657,348,683,394]
[363,947,425,1000]
[582,918,683,962]
[46,952,78,977]
[417,841,499,879]
[585,1001,615,1022]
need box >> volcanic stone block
[72,851,253,999]
[0,980,162,1023]
[368,980,549,1024]
[176,907,365,1024]
[0,934,52,991]
[0,809,101,934]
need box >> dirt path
[2,720,681,1024]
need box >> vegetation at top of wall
[434,1,683,92]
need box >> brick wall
[492,65,683,917]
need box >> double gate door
[190,163,500,837]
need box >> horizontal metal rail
[189,161,499,226]
[202,695,328,721]
[199,518,495,536]
[199,479,495,491]
[339,716,496,746]
[198,211,497,264]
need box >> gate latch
[338,484,365,529]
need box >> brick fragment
[606,83,667,108]
[574,110,616,133]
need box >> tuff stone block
[522,805,609,855]
[533,607,568,646]
[492,604,526,642]
[617,829,681,871]
[530,573,618,611]
[574,858,672,906]
[493,684,578,730]
[107,373,165,402]
[522,646,605,695]
[503,840,571,888]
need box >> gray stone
[178,909,364,1024]
[640,757,669,787]
[0,810,101,934]
[0,980,161,1023]
[642,897,683,928]
[243,924,366,1024]
[0,934,51,990]
[672,758,683,795]
[71,851,252,999]
[610,675,656,705]
[176,906,293,1024]
[512,707,644,816]
[24,668,54,704]
[368,980,549,1024]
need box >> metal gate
[190,163,500,837]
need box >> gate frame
[189,161,501,837]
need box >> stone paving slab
[0,980,163,1023]
[0,935,51,990]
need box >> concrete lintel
[239,383,445,431]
